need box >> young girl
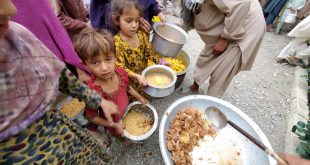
[111,0,170,97]
[74,28,149,139]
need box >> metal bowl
[152,23,188,57]
[119,101,158,142]
[174,50,191,88]
[159,95,276,165]
[56,96,89,127]
[142,65,177,98]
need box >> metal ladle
[205,107,287,165]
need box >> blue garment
[264,0,288,24]
[90,0,161,34]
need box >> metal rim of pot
[153,22,188,45]
[142,65,177,89]
[119,101,158,141]
[175,50,191,76]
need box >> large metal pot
[159,95,276,165]
[119,101,158,142]
[152,23,188,57]
[142,65,177,98]
[174,50,191,89]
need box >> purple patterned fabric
[0,22,65,141]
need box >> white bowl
[159,95,276,165]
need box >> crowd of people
[0,0,166,163]
[258,0,310,67]
[0,0,309,164]
[260,0,308,33]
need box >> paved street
[110,16,296,164]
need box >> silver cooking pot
[142,65,177,98]
[119,101,158,142]
[151,23,188,57]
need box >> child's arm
[87,116,113,128]
[87,116,124,136]
[127,85,150,104]
[116,55,147,86]
[132,73,148,86]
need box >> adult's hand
[76,68,90,84]
[139,17,152,34]
[100,99,119,122]
[157,12,166,24]
[290,6,297,12]
[278,153,310,165]
[212,37,228,56]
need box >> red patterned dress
[85,68,129,134]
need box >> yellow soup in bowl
[145,73,172,88]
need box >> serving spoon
[205,107,287,165]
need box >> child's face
[118,6,140,37]
[84,53,116,80]
[0,0,16,38]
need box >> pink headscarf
[11,0,89,74]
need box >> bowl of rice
[159,95,276,165]
[120,101,158,142]
[56,96,89,126]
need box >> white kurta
[193,0,266,97]
[278,15,310,59]
[280,0,306,22]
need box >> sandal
[90,130,111,148]
[287,56,306,68]
[274,58,288,64]
[99,133,111,148]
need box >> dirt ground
[108,14,295,164]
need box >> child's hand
[290,6,297,12]
[111,122,125,137]
[159,58,171,67]
[134,73,147,86]
[139,17,152,34]
[100,99,119,122]
[157,12,166,24]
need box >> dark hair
[111,0,143,30]
[74,28,115,62]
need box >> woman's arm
[56,0,88,32]
[59,68,101,109]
